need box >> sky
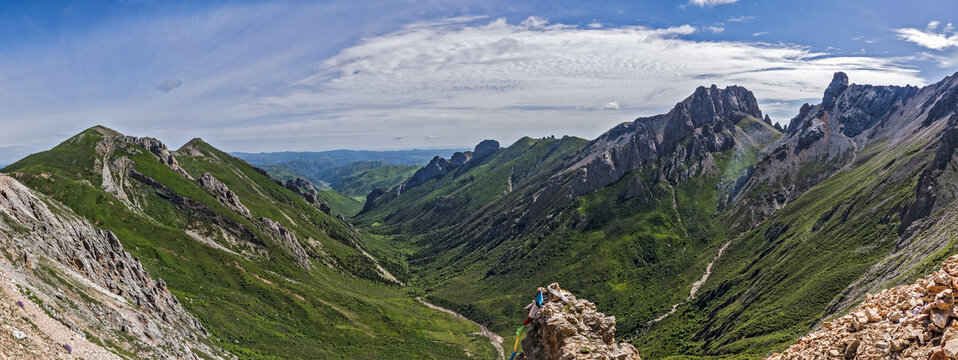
[0,0,956,164]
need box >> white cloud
[0,5,931,162]
[520,16,548,28]
[604,102,620,110]
[689,0,738,7]
[752,31,769,36]
[255,17,924,147]
[706,26,725,34]
[726,16,754,23]
[895,22,958,50]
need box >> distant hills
[232,148,467,167]
[233,149,466,214]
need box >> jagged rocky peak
[663,84,762,147]
[692,84,762,120]
[561,84,768,201]
[822,71,849,108]
[728,71,950,230]
[396,139,501,194]
[520,283,641,360]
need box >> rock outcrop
[93,128,193,180]
[258,217,310,268]
[474,139,501,159]
[119,135,193,178]
[521,283,640,360]
[199,172,252,218]
[284,177,320,204]
[768,255,958,359]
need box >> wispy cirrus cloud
[726,16,755,23]
[706,26,725,34]
[689,0,738,7]
[0,3,935,164]
[895,21,958,50]
[257,16,924,138]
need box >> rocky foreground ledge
[769,255,958,359]
[520,283,641,360]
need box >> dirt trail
[646,239,733,327]
[417,297,504,360]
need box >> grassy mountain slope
[2,127,496,359]
[358,136,588,233]
[639,130,933,357]
[357,100,782,352]
[249,163,363,216]
[323,161,422,199]
[638,73,958,357]
[353,74,958,359]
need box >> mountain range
[1,70,957,358]
[357,70,958,357]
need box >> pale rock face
[521,283,640,360]
[767,254,958,359]
[0,175,221,359]
[199,172,253,219]
[258,217,310,268]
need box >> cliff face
[564,84,765,199]
[728,72,957,230]
[0,175,222,359]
